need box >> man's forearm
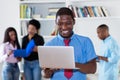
[75,59,96,74]
[99,56,108,62]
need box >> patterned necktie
[64,39,73,80]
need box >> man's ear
[73,20,75,25]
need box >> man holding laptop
[43,7,97,80]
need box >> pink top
[0,42,18,63]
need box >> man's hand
[43,68,59,78]
[97,56,102,60]
[97,55,108,62]
[75,58,96,74]
[43,68,55,78]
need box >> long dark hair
[3,27,20,49]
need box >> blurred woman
[22,19,44,80]
[0,27,21,80]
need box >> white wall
[0,0,19,44]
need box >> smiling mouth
[62,30,69,34]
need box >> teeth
[62,31,68,34]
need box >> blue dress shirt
[98,36,120,80]
[44,33,97,80]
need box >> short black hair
[28,19,41,30]
[56,7,75,21]
[97,24,109,31]
[3,27,20,49]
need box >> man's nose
[62,23,67,29]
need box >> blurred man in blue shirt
[43,7,97,80]
[97,24,120,80]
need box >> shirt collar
[103,35,111,43]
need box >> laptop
[38,46,76,69]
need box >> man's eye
[58,23,62,26]
[66,22,71,25]
[57,22,72,26]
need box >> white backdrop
[0,0,19,44]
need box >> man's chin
[61,34,70,38]
[60,32,73,38]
